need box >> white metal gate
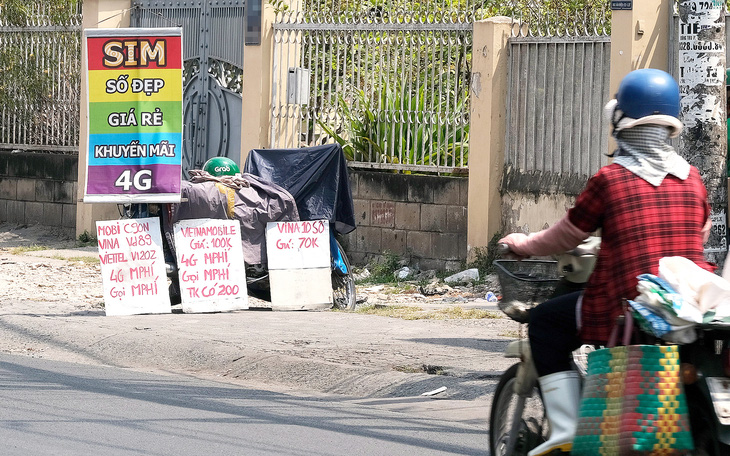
[503,35,611,194]
[132,0,245,175]
[502,6,612,194]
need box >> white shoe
[528,371,581,456]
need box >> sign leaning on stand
[84,28,183,203]
[266,220,332,310]
[173,219,249,313]
[96,217,171,316]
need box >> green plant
[317,80,469,167]
[77,230,97,247]
[359,251,402,283]
[354,303,501,320]
[52,255,100,265]
[468,231,503,276]
[0,0,79,24]
[9,244,48,254]
[268,0,291,14]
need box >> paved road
[0,353,489,455]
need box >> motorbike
[489,240,730,456]
[122,144,358,310]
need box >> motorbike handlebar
[496,243,511,255]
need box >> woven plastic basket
[573,344,693,456]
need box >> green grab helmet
[203,156,240,176]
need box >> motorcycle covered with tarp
[159,144,357,309]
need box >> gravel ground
[0,222,504,316]
[0,224,104,312]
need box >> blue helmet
[616,69,680,119]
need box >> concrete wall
[501,191,577,235]
[342,170,468,271]
[240,1,277,162]
[0,150,77,234]
[0,149,468,271]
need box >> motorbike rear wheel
[331,239,357,310]
[489,363,548,456]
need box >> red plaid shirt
[568,163,713,343]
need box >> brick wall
[0,153,469,271]
[342,170,468,271]
[0,150,77,233]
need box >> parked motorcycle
[489,241,730,456]
[122,144,358,310]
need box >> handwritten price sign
[173,218,248,313]
[266,220,330,270]
[96,217,171,316]
[266,220,333,310]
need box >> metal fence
[508,0,611,38]
[0,3,82,152]
[131,1,246,174]
[130,1,245,93]
[503,3,611,190]
[271,2,473,173]
[271,0,611,173]
[504,36,611,183]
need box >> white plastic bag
[659,256,730,321]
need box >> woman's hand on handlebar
[497,233,530,260]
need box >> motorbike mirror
[557,236,601,284]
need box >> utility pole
[677,0,727,267]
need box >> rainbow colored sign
[84,28,183,203]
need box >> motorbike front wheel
[331,239,357,310]
[489,363,548,456]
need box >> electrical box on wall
[287,67,311,105]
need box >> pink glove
[498,215,590,257]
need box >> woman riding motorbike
[498,68,714,456]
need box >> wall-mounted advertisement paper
[84,28,183,203]
[96,217,171,316]
[173,218,249,313]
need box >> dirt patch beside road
[0,222,104,313]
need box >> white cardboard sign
[173,218,248,313]
[266,220,330,270]
[96,217,171,316]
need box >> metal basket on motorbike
[493,259,559,323]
